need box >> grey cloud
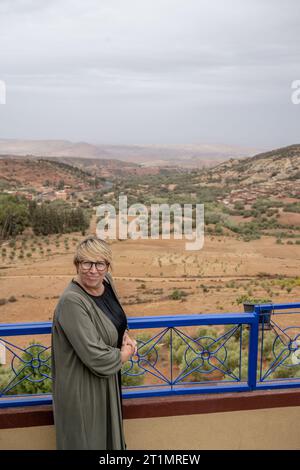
[0,0,299,146]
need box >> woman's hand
[120,343,135,364]
[122,331,138,355]
[120,331,137,363]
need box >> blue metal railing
[255,303,300,390]
[0,302,300,408]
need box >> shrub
[226,350,241,372]
[261,334,274,357]
[273,366,296,379]
[236,295,271,305]
[233,363,248,381]
[195,327,218,340]
[135,333,156,362]
[121,363,144,386]
[226,281,236,289]
[169,289,188,300]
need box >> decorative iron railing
[0,302,299,408]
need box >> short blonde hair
[73,236,113,271]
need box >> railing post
[248,307,260,390]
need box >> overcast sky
[0,0,299,148]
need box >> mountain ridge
[206,144,300,185]
[0,139,264,167]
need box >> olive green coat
[51,272,127,450]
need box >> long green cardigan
[51,272,127,450]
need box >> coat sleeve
[56,294,122,378]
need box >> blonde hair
[73,236,113,271]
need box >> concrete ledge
[124,388,300,419]
[1,388,300,429]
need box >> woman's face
[77,259,108,290]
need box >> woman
[51,236,137,450]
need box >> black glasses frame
[80,261,109,271]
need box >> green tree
[56,179,65,190]
[30,201,89,236]
[0,195,30,239]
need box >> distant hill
[0,154,166,191]
[205,144,300,185]
[1,143,298,192]
[249,144,300,163]
[0,139,263,167]
[0,157,98,191]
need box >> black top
[71,278,128,349]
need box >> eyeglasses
[80,261,109,272]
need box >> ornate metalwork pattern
[172,325,242,384]
[121,324,245,387]
[0,338,52,397]
[122,328,170,384]
[259,318,300,382]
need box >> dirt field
[0,230,299,326]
